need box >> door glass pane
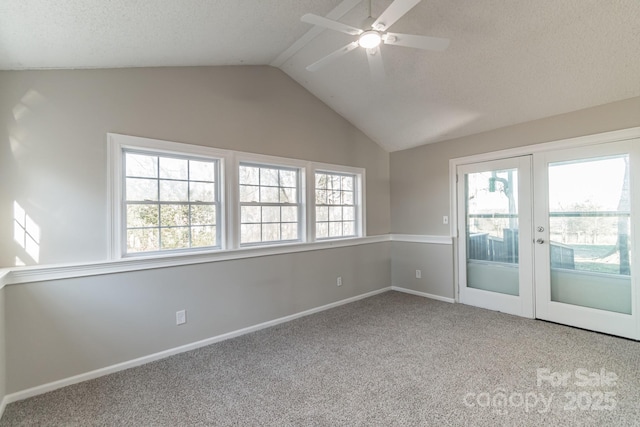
[548,155,631,314]
[466,168,519,296]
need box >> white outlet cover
[176,310,186,325]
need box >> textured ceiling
[1,0,639,151]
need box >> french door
[534,141,638,339]
[457,139,640,340]
[457,156,534,318]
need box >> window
[315,171,357,239]
[239,163,301,245]
[123,150,220,254]
[109,133,366,259]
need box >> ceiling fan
[301,0,449,81]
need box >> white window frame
[312,166,365,240]
[108,134,228,259]
[109,133,367,260]
[237,161,304,246]
[232,152,308,248]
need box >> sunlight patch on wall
[9,135,27,159]
[10,89,46,161]
[12,103,31,122]
[12,89,45,122]
[13,201,40,264]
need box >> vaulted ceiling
[1,0,639,151]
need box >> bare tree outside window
[239,164,300,245]
[315,172,356,239]
[124,151,219,254]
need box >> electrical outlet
[416,270,422,279]
[337,276,342,287]
[176,310,186,325]
[443,216,449,225]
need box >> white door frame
[449,127,640,340]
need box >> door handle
[536,238,544,244]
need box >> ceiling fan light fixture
[358,30,382,49]
[300,0,451,73]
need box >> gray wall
[390,96,640,298]
[6,243,390,393]
[0,66,390,267]
[0,66,392,395]
[391,242,454,299]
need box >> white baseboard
[3,286,392,406]
[392,286,455,303]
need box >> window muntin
[239,164,301,245]
[124,151,220,254]
[315,171,357,239]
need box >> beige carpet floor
[2,291,639,426]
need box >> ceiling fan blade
[384,32,450,51]
[301,13,363,36]
[306,42,359,72]
[366,46,386,82]
[372,0,421,31]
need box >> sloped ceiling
[1,0,639,151]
